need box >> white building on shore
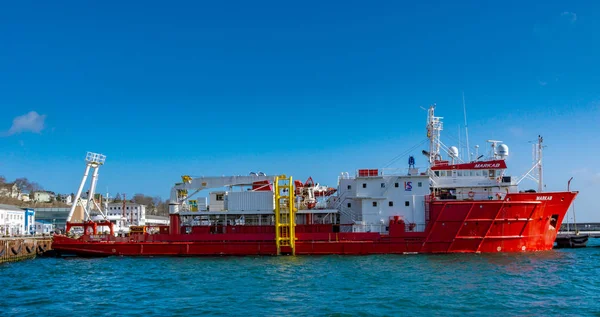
[35,220,55,234]
[106,202,147,226]
[0,204,26,236]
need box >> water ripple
[1,240,600,316]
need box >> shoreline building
[0,204,25,236]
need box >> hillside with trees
[0,176,69,208]
[0,175,170,216]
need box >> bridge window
[489,170,495,178]
[216,194,224,201]
[372,201,378,207]
[362,183,367,188]
[347,203,351,208]
[418,182,422,187]
[389,201,393,207]
[381,183,385,188]
[482,170,488,177]
[434,171,440,176]
[395,182,399,187]
[347,185,351,190]
[457,170,463,176]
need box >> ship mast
[462,92,471,161]
[426,104,443,165]
[515,135,544,191]
[538,135,543,193]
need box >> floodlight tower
[66,152,107,223]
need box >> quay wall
[0,237,53,263]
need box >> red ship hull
[52,191,577,256]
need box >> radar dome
[448,146,459,158]
[497,144,509,158]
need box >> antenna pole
[538,135,543,193]
[458,124,461,161]
[462,92,471,161]
[123,193,126,224]
[426,104,443,165]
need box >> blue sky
[1,1,599,220]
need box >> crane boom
[169,175,277,213]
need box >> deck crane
[168,174,277,214]
[167,173,297,255]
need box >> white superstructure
[333,170,430,233]
[327,104,545,235]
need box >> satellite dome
[497,144,509,158]
[448,146,459,158]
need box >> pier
[557,231,600,238]
[558,222,600,238]
[0,236,53,264]
[555,222,600,248]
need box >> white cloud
[538,80,547,86]
[5,111,47,136]
[561,11,577,24]
[571,167,589,175]
[508,126,524,137]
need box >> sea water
[1,240,599,316]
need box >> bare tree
[14,177,43,192]
[30,181,42,192]
[152,196,163,207]
[0,175,6,184]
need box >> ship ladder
[274,175,297,255]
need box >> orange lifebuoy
[468,191,475,198]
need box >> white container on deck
[197,197,208,211]
[227,191,274,212]
[209,191,227,212]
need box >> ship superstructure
[331,105,523,235]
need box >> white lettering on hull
[536,196,553,201]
